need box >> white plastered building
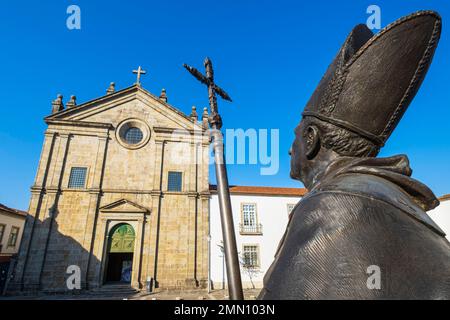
[209,185,306,289]
[428,195,450,240]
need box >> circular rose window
[116,119,150,149]
[124,127,143,144]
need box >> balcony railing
[239,223,263,235]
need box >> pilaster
[84,135,109,288]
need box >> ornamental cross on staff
[184,58,231,128]
[184,58,244,300]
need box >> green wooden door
[109,224,135,253]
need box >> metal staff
[184,57,244,300]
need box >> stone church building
[9,78,211,293]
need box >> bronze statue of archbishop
[259,11,450,300]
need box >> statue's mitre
[302,11,441,147]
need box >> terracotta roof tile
[209,185,307,196]
[0,203,28,217]
[438,194,450,201]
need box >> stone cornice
[187,191,199,198]
[199,191,212,199]
[30,185,44,193]
[45,85,138,120]
[45,186,60,194]
[31,187,211,198]
[45,119,113,129]
[153,127,205,135]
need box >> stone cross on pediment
[133,66,147,86]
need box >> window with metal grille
[8,226,19,247]
[68,167,87,189]
[242,204,257,226]
[124,127,143,144]
[243,245,259,267]
[240,204,262,234]
[167,171,182,192]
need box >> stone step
[89,284,139,296]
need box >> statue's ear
[305,125,320,160]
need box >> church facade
[9,81,211,293]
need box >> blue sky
[0,0,449,210]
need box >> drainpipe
[207,234,211,293]
[206,146,211,293]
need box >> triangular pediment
[99,199,150,214]
[45,85,203,131]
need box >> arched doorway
[105,223,135,284]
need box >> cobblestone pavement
[0,289,262,300]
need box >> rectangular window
[243,245,259,268]
[8,226,19,247]
[0,224,5,244]
[68,167,87,189]
[242,204,257,226]
[240,204,262,234]
[167,171,182,192]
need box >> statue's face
[290,120,308,183]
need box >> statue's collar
[311,155,439,212]
[306,155,444,236]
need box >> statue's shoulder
[270,174,450,300]
[303,173,445,236]
[314,173,414,206]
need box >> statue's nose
[288,147,292,156]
